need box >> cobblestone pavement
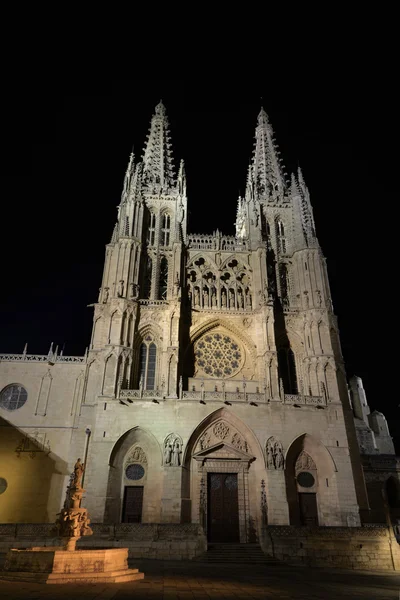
[1,559,399,599]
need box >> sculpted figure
[164,444,172,465]
[172,442,181,466]
[118,280,124,298]
[266,445,275,469]
[221,290,227,307]
[274,445,284,469]
[211,291,217,307]
[73,458,85,488]
[194,288,200,306]
[203,289,209,307]
[103,287,109,303]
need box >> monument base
[0,547,144,584]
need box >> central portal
[207,473,239,542]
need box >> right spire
[142,100,175,189]
[252,107,287,201]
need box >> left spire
[142,100,176,189]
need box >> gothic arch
[133,322,163,350]
[108,309,123,344]
[105,426,163,523]
[182,407,264,468]
[102,352,118,396]
[219,255,250,272]
[284,433,339,526]
[181,408,266,540]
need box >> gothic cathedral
[0,102,398,545]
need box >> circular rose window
[0,385,28,411]
[297,472,315,488]
[125,464,145,481]
[194,333,243,378]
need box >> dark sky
[2,79,398,450]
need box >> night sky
[2,80,398,450]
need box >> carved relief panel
[265,436,284,470]
[196,420,249,454]
[163,433,183,467]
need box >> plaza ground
[1,558,399,599]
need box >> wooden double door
[207,473,240,542]
[122,486,144,523]
[298,492,318,526]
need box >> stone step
[194,543,278,564]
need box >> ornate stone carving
[295,451,316,472]
[231,432,248,453]
[125,446,147,465]
[213,421,230,440]
[199,431,211,450]
[266,437,284,470]
[164,433,183,467]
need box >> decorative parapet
[139,299,169,307]
[283,394,326,407]
[119,389,164,401]
[187,233,248,252]
[0,354,86,364]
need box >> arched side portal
[182,408,265,543]
[285,433,340,526]
[104,427,162,523]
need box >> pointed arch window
[139,335,157,390]
[278,347,298,394]
[279,263,289,306]
[276,220,286,253]
[147,213,156,246]
[158,256,168,300]
[143,255,152,299]
[161,213,171,246]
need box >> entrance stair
[194,543,278,565]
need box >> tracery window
[278,347,298,394]
[143,255,152,299]
[139,336,157,390]
[276,220,286,253]
[161,213,171,246]
[194,333,243,378]
[158,256,168,300]
[147,213,156,246]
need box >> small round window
[125,464,145,481]
[0,478,7,495]
[0,385,28,411]
[297,471,315,488]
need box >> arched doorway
[182,408,265,543]
[285,433,340,526]
[104,427,162,523]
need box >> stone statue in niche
[117,280,125,298]
[194,288,200,306]
[102,287,109,303]
[266,445,275,469]
[221,290,227,307]
[164,434,183,467]
[266,437,284,470]
[211,291,217,307]
[316,289,322,307]
[178,202,184,223]
[303,290,309,308]
[274,445,284,469]
[172,442,181,466]
[164,444,172,465]
[203,289,209,307]
[229,290,235,308]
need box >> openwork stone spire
[252,107,286,200]
[142,100,175,188]
[122,151,135,201]
[291,168,317,248]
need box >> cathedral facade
[0,102,398,542]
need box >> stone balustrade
[119,389,326,407]
[0,354,86,364]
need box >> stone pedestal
[1,547,144,584]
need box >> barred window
[161,214,171,246]
[139,336,157,390]
[0,384,28,411]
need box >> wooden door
[207,473,239,542]
[122,486,144,523]
[298,492,318,526]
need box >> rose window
[194,333,243,378]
